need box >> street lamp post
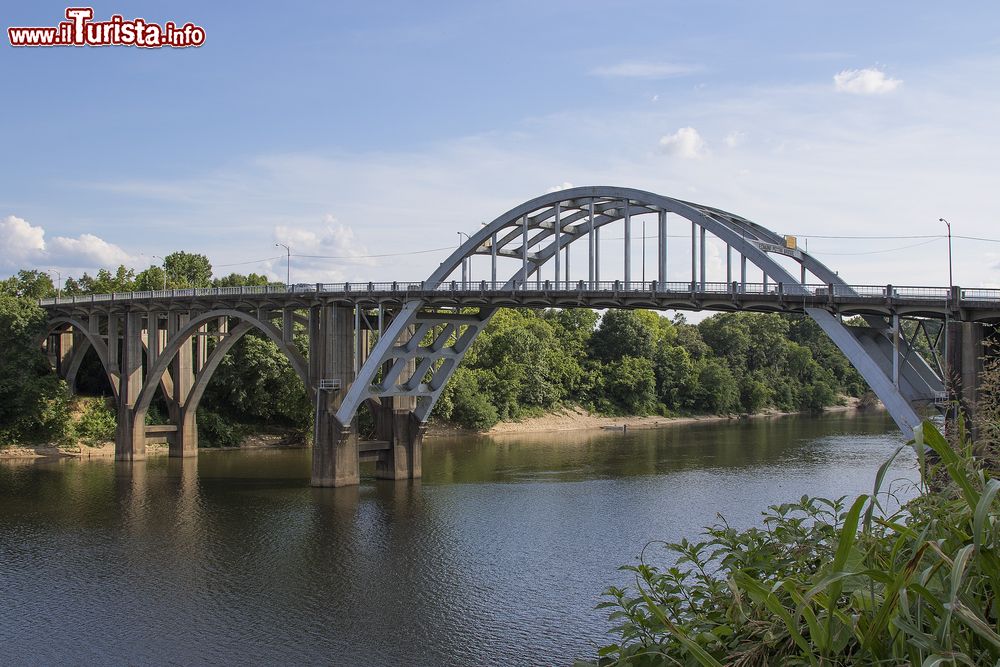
[151,255,167,290]
[938,218,954,420]
[48,269,61,298]
[275,242,291,286]
[938,218,953,292]
[457,232,472,287]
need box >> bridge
[38,186,998,486]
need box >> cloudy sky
[2,1,999,288]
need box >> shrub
[591,422,1000,666]
[197,409,247,448]
[72,399,116,445]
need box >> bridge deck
[39,281,1000,321]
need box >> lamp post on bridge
[274,242,291,286]
[938,218,953,294]
[47,269,61,299]
[457,232,472,287]
[939,217,954,416]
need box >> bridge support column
[171,312,197,458]
[311,305,358,487]
[376,410,424,480]
[56,330,74,377]
[115,311,146,461]
[947,321,986,435]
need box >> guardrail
[37,282,1000,306]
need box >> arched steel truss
[338,186,940,434]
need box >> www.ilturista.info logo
[8,7,205,48]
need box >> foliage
[0,277,70,446]
[591,422,1000,666]
[197,409,249,448]
[200,332,310,429]
[72,398,116,445]
[435,309,862,430]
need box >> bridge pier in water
[947,321,988,435]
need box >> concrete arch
[132,309,310,423]
[338,186,936,435]
[43,317,119,401]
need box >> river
[0,411,917,665]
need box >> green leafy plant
[590,421,1000,666]
[71,398,117,446]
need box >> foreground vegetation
[2,257,866,448]
[587,329,999,666]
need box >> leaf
[634,584,724,667]
[973,478,1000,551]
[921,421,978,508]
[949,601,1000,649]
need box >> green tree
[590,310,656,362]
[599,356,658,415]
[213,272,271,287]
[0,280,69,445]
[163,251,213,288]
[653,342,696,411]
[692,359,740,414]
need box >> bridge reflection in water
[36,187,997,485]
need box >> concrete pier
[947,321,987,435]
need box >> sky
[2,1,1000,289]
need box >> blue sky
[3,1,999,287]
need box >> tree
[213,272,270,287]
[163,251,213,288]
[653,342,696,411]
[1,270,54,300]
[599,356,658,415]
[0,286,69,445]
[590,310,656,362]
[692,359,740,414]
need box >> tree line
[0,253,868,446]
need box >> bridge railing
[36,281,1000,306]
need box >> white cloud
[48,233,131,267]
[658,127,708,159]
[724,131,746,148]
[591,61,701,79]
[0,214,132,273]
[547,182,574,193]
[273,216,373,283]
[833,68,902,94]
[1,215,46,267]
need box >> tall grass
[589,421,1000,665]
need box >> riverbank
[425,397,867,438]
[1,398,872,460]
[0,432,301,461]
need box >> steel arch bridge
[40,186,997,486]
[338,186,939,434]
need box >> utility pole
[275,242,291,286]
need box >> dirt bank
[426,398,866,438]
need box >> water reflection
[0,411,914,665]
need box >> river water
[0,411,916,665]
